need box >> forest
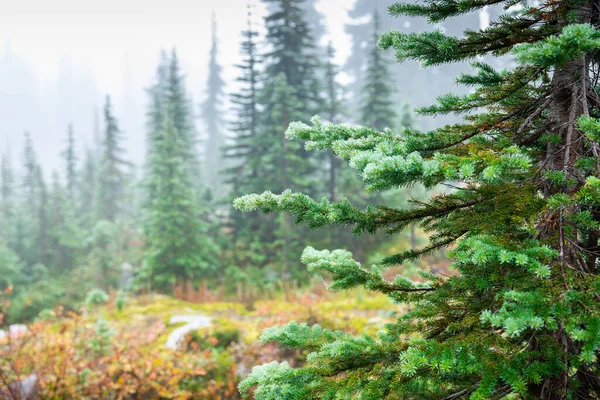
[2,0,600,398]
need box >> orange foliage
[0,309,240,399]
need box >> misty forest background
[0,0,498,323]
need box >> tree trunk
[532,1,600,397]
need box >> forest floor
[0,289,402,399]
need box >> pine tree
[165,50,200,182]
[61,123,77,200]
[360,10,397,132]
[18,134,49,266]
[223,6,262,260]
[143,111,218,292]
[257,0,324,198]
[201,14,226,197]
[48,171,82,270]
[33,165,48,266]
[78,147,98,227]
[97,95,128,222]
[21,132,38,210]
[146,50,169,146]
[0,151,15,247]
[239,0,324,274]
[237,1,600,398]
[144,50,170,206]
[344,1,477,130]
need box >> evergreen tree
[97,96,128,222]
[143,111,218,292]
[61,123,77,200]
[344,1,477,130]
[241,0,324,274]
[146,50,170,147]
[201,14,226,197]
[48,171,82,270]
[33,165,48,266]
[224,6,262,259]
[21,132,38,210]
[78,147,98,227]
[165,50,200,181]
[18,134,49,266]
[86,220,118,290]
[237,1,600,398]
[0,151,15,247]
[144,50,170,206]
[265,0,325,46]
[360,10,397,132]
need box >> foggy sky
[0,0,355,175]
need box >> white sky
[0,0,356,173]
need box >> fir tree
[18,134,49,266]
[360,10,397,132]
[86,220,118,289]
[48,171,82,270]
[21,131,38,210]
[344,1,477,129]
[237,1,600,398]
[246,0,325,274]
[224,6,262,257]
[146,50,170,147]
[61,123,77,200]
[201,14,226,197]
[144,50,170,205]
[165,50,200,181]
[33,165,48,266]
[0,151,15,247]
[97,95,128,222]
[143,111,218,292]
[78,147,98,227]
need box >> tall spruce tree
[360,10,397,132]
[144,50,170,205]
[97,96,128,222]
[33,165,48,266]
[48,171,82,270]
[240,0,324,274]
[143,111,218,292]
[21,132,38,210]
[0,151,15,247]
[146,51,170,144]
[237,1,600,398]
[344,1,477,130]
[18,133,49,266]
[78,147,98,227]
[201,14,226,197]
[61,123,77,200]
[224,6,262,259]
[165,50,199,179]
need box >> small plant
[85,289,109,307]
[36,308,54,321]
[115,291,127,312]
[87,318,114,356]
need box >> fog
[0,0,354,173]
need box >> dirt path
[165,315,211,349]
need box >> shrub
[85,289,109,307]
